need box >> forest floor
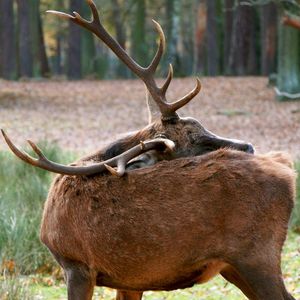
[0,77,299,160]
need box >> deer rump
[41,149,296,292]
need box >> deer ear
[146,91,161,124]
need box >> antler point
[104,164,120,177]
[1,129,10,142]
[196,77,202,90]
[46,10,75,19]
[140,141,146,150]
[164,139,176,152]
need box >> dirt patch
[0,77,299,160]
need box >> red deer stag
[2,137,297,300]
[1,0,254,178]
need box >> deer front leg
[221,265,258,300]
[116,290,143,300]
[65,266,95,300]
[233,262,295,300]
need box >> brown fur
[40,149,296,300]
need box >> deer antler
[1,130,175,177]
[47,0,201,119]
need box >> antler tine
[104,163,123,177]
[86,0,100,24]
[1,129,175,177]
[47,0,100,27]
[167,78,201,113]
[46,10,75,20]
[161,64,174,96]
[104,155,128,177]
[27,140,47,159]
[146,20,166,75]
[1,129,40,166]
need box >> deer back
[40,149,296,291]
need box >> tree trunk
[28,0,39,77]
[0,0,16,79]
[17,0,34,78]
[179,1,195,76]
[260,3,277,75]
[247,13,258,75]
[131,0,146,67]
[111,0,128,78]
[206,0,219,75]
[67,0,82,79]
[228,1,257,75]
[276,23,300,100]
[163,0,180,74]
[223,0,234,75]
[37,6,50,77]
[81,1,96,77]
[194,0,207,75]
[53,34,63,75]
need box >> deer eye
[186,130,193,136]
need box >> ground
[0,77,299,159]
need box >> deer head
[1,0,254,176]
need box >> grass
[0,144,299,299]
[291,161,300,232]
[0,273,32,300]
[0,143,76,275]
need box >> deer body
[40,149,296,300]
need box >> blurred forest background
[1,1,300,298]
[0,0,300,91]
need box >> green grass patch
[291,161,300,232]
[0,274,32,300]
[0,142,76,274]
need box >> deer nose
[242,143,255,154]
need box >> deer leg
[220,265,258,300]
[65,265,95,300]
[279,279,296,300]
[48,251,95,300]
[282,290,296,300]
[116,290,143,300]
[233,262,292,300]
